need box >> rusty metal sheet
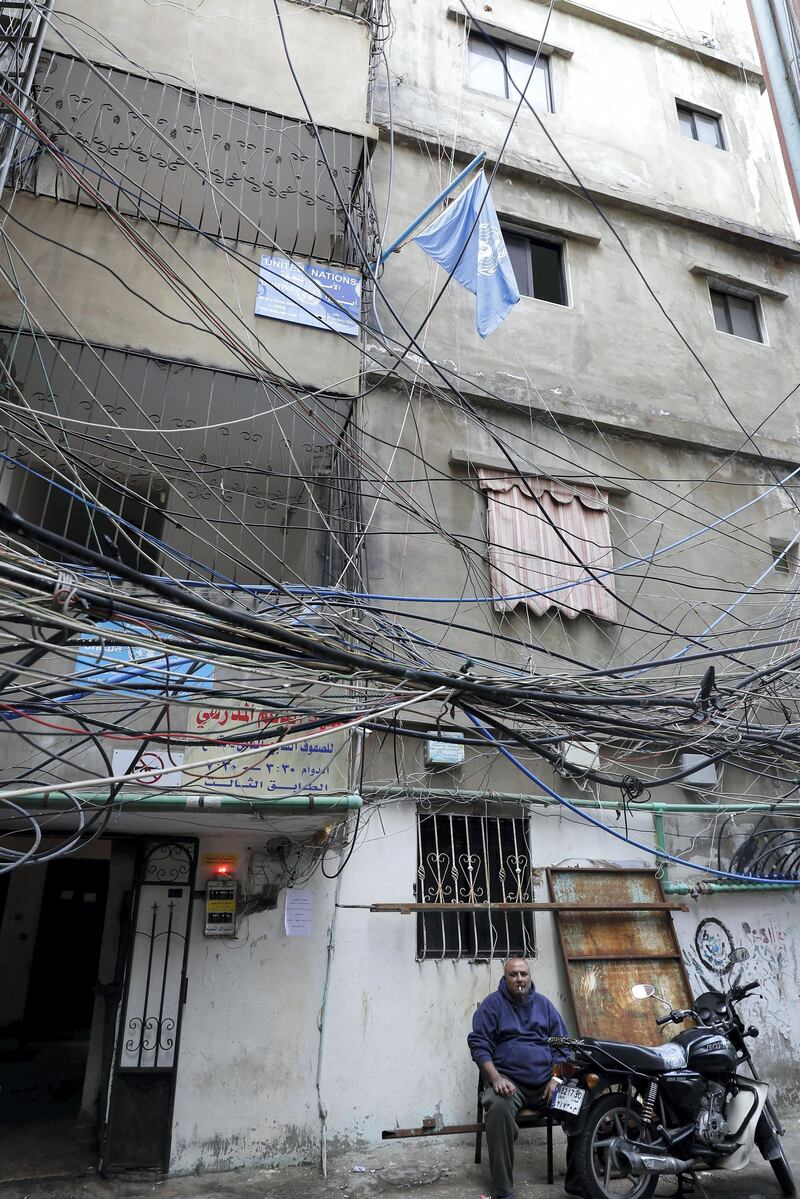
[547,869,694,1044]
[568,959,690,1046]
[550,869,674,956]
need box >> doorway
[0,855,110,1181]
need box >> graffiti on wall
[678,909,799,1057]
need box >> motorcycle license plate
[552,1086,585,1115]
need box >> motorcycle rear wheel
[576,1092,658,1199]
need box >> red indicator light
[215,865,230,875]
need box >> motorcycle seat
[582,1038,677,1073]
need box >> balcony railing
[0,330,359,586]
[15,52,375,267]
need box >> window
[770,538,798,575]
[710,287,763,343]
[417,812,536,961]
[677,102,724,149]
[504,231,567,305]
[477,471,618,622]
[468,34,553,112]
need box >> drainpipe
[10,790,362,813]
[315,730,364,1176]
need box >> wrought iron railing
[15,52,374,267]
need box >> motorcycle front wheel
[770,1143,796,1196]
[575,1092,658,1199]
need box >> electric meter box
[204,876,238,936]
[424,732,465,768]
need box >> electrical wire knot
[53,568,86,613]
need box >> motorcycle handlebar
[656,1008,693,1026]
[730,980,760,1000]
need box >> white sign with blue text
[255,255,361,336]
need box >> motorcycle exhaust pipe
[614,1146,695,1176]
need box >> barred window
[416,812,536,961]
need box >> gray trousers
[481,1083,579,1199]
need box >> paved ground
[2,1115,799,1199]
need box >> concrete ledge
[447,5,574,59]
[364,342,800,472]
[386,124,800,263]
[448,449,630,495]
[527,0,764,87]
[689,263,789,301]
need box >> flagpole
[376,151,486,268]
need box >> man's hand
[492,1075,517,1096]
[545,1077,561,1103]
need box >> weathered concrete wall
[376,0,795,237]
[47,0,375,136]
[165,804,662,1172]
[169,835,339,1172]
[370,144,800,452]
[0,195,361,394]
[357,384,800,675]
[674,890,800,1107]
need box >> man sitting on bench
[468,957,582,1199]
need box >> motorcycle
[548,948,795,1199]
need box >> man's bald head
[503,957,532,1001]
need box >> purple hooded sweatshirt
[468,978,569,1089]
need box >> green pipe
[17,790,362,813]
[361,785,800,815]
[362,786,800,892]
[651,809,795,893]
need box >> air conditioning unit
[560,741,599,774]
[679,753,718,789]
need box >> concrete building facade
[2,0,800,1185]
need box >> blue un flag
[413,171,520,337]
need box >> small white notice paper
[284,888,314,937]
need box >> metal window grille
[16,52,374,267]
[416,812,536,961]
[770,538,798,575]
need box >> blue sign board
[255,255,362,336]
[75,621,214,699]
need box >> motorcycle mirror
[728,947,750,964]
[631,984,655,999]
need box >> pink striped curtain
[477,470,618,622]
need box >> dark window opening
[677,102,724,149]
[504,231,566,305]
[710,287,762,342]
[41,475,167,573]
[416,812,536,960]
[770,538,798,575]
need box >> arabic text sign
[255,255,361,336]
[285,888,314,937]
[183,705,349,798]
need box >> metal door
[547,867,693,1045]
[100,838,197,1173]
